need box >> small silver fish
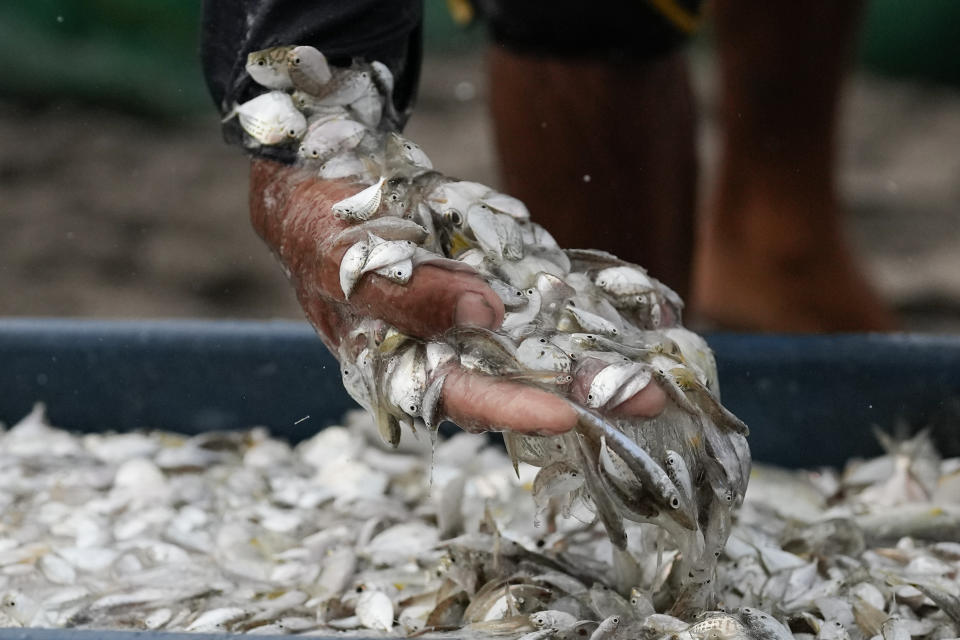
[564,305,621,337]
[585,361,646,409]
[386,133,433,172]
[246,46,294,89]
[298,118,366,161]
[373,258,413,285]
[232,91,307,145]
[287,45,332,95]
[594,266,655,296]
[356,590,394,631]
[318,152,369,180]
[664,449,694,504]
[517,336,572,373]
[589,614,622,640]
[333,177,386,221]
[318,69,375,106]
[360,237,417,275]
[339,240,371,299]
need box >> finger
[441,367,577,436]
[608,382,667,418]
[344,265,505,339]
[570,357,666,418]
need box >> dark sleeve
[201,0,423,158]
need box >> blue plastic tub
[1,319,959,640]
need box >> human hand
[248,158,666,436]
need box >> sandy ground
[1,51,959,332]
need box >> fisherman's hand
[249,159,666,435]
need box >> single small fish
[246,46,294,89]
[356,590,394,631]
[318,152,369,180]
[589,614,622,640]
[318,68,375,106]
[386,133,433,172]
[532,461,584,517]
[386,344,427,417]
[361,237,417,276]
[333,177,386,221]
[232,91,306,145]
[286,45,332,95]
[339,239,371,299]
[373,258,413,285]
[664,449,694,504]
[594,265,655,296]
[564,305,621,337]
[298,118,366,161]
[529,610,578,631]
[585,361,646,409]
[517,336,572,373]
[465,203,504,259]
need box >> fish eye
[611,328,619,335]
[612,618,619,624]
[293,56,301,64]
[526,288,535,295]
[257,59,265,66]
[404,144,412,150]
[670,496,680,508]
[571,471,577,477]
[538,338,546,343]
[449,211,463,226]
[587,393,593,400]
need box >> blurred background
[1,0,958,331]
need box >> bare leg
[693,0,897,332]
[488,47,697,300]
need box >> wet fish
[230,91,307,145]
[332,176,385,221]
[246,46,294,89]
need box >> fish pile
[230,45,751,606]
[2,407,960,640]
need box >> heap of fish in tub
[3,407,960,638]
[230,45,751,612]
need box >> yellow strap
[645,0,702,34]
[446,0,475,26]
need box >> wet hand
[249,159,665,435]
